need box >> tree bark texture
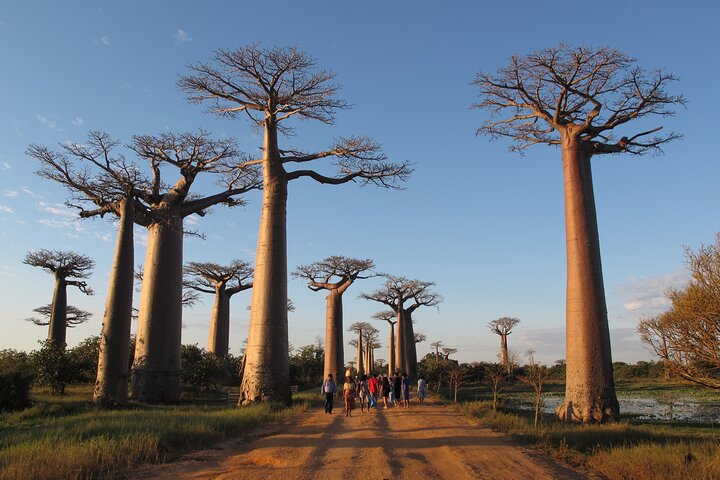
[131,218,184,403]
[500,334,509,371]
[395,311,406,374]
[241,120,291,405]
[324,289,344,381]
[207,287,231,357]
[387,323,396,377]
[94,199,135,405]
[356,331,364,376]
[48,274,68,347]
[405,311,418,380]
[556,140,619,423]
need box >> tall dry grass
[0,387,311,480]
[457,400,720,480]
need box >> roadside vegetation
[0,384,314,480]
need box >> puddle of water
[512,393,720,423]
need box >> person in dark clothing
[392,371,402,407]
[321,373,336,413]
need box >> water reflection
[514,394,720,423]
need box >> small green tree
[33,340,74,395]
[519,350,549,429]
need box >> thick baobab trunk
[395,310,406,374]
[387,322,396,376]
[324,289,344,381]
[556,140,619,423]
[500,334,509,372]
[356,331,364,376]
[405,311,418,380]
[207,287,231,357]
[131,217,184,403]
[94,199,134,405]
[241,120,291,405]
[48,274,68,347]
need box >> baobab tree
[473,45,685,422]
[23,250,94,347]
[180,45,411,404]
[430,340,444,359]
[184,260,254,357]
[293,256,375,381]
[26,304,92,329]
[361,276,441,379]
[348,322,373,376]
[488,317,520,374]
[363,324,380,375]
[441,347,458,360]
[373,310,397,376]
[129,131,260,403]
[27,132,150,405]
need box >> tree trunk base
[93,375,128,406]
[556,400,619,423]
[130,369,182,403]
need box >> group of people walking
[321,371,428,416]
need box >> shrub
[0,371,33,412]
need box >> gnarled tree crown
[372,310,397,324]
[180,44,413,189]
[361,275,442,313]
[183,260,254,295]
[473,44,686,154]
[293,256,375,294]
[23,249,94,295]
[27,130,261,226]
[26,304,92,326]
[488,317,520,336]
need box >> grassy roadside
[0,385,315,480]
[455,400,720,480]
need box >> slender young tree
[27,132,150,405]
[23,250,94,347]
[180,45,411,404]
[361,276,441,379]
[184,260,254,357]
[293,256,375,381]
[362,324,380,375]
[488,317,520,374]
[129,131,260,403]
[373,310,397,376]
[473,45,684,422]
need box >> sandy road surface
[131,399,587,480]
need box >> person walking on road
[357,374,369,413]
[392,372,402,407]
[321,373,336,414]
[401,372,410,408]
[381,374,391,409]
[417,376,427,403]
[367,373,380,410]
[343,374,356,417]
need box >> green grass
[0,385,312,480]
[455,400,720,480]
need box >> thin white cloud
[0,205,14,213]
[120,81,131,89]
[37,114,60,131]
[617,272,688,319]
[174,28,191,43]
[37,201,77,218]
[100,35,110,45]
[72,116,84,126]
[0,162,10,170]
[3,190,18,197]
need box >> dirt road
[132,399,587,480]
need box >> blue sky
[1,1,718,365]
